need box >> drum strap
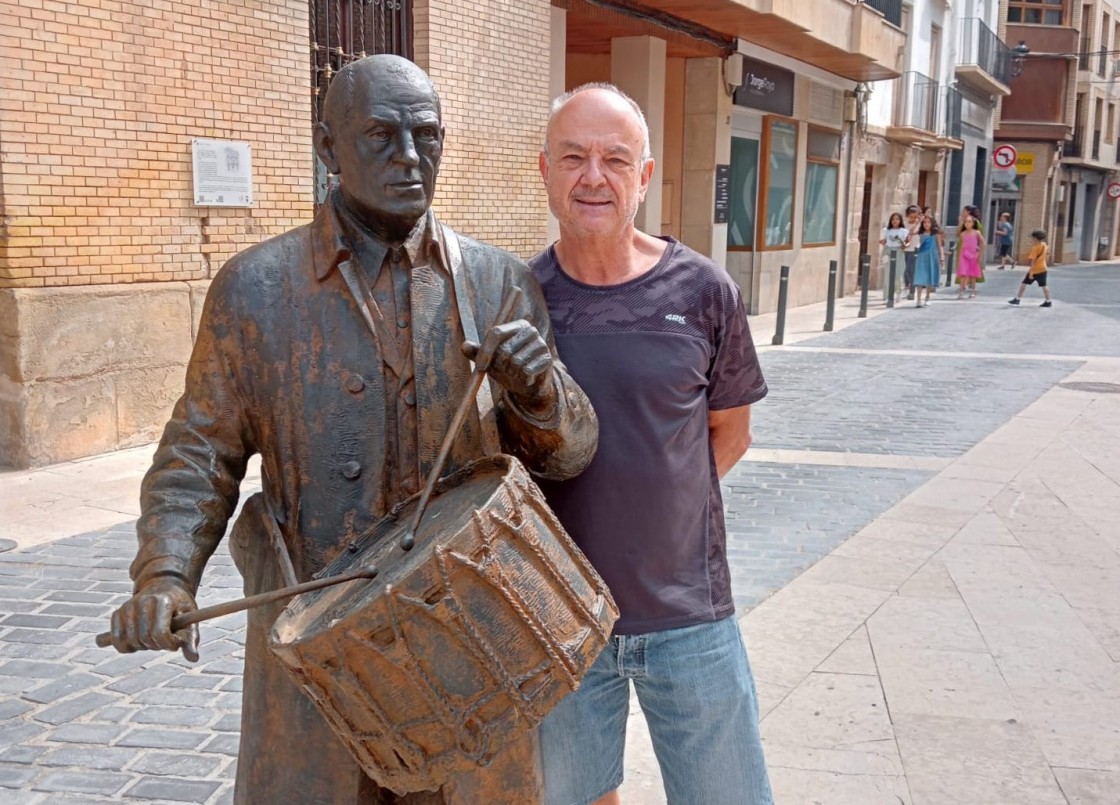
[442,224,502,456]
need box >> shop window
[1008,0,1065,25]
[759,116,799,250]
[803,128,841,246]
[728,137,759,250]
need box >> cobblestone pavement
[3,263,1116,803]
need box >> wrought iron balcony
[957,17,1011,95]
[1064,131,1084,159]
[862,0,902,29]
[894,71,939,134]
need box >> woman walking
[913,215,943,307]
[956,215,985,298]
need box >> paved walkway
[2,264,1119,803]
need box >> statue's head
[314,55,444,237]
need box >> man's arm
[710,404,752,479]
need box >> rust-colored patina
[105,54,600,803]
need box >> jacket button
[341,461,361,480]
[403,389,417,406]
[346,374,365,394]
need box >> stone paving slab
[751,350,1080,457]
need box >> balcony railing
[941,86,963,140]
[862,0,902,29]
[1065,130,1084,158]
[896,71,939,132]
[958,18,1011,87]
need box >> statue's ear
[314,122,340,174]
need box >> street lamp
[1011,41,1030,78]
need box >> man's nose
[393,131,420,166]
[579,155,607,186]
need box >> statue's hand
[109,576,200,662]
[463,320,556,411]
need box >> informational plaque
[713,164,731,224]
[192,138,253,207]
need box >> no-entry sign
[1108,182,1120,200]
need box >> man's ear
[313,122,340,174]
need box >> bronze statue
[107,55,598,804]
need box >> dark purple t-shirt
[530,239,767,635]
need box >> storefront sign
[714,164,731,224]
[734,57,795,116]
[192,138,253,207]
[1016,153,1036,174]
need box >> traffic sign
[1016,153,1035,174]
[1108,182,1120,200]
[993,144,1018,169]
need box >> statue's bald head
[322,55,442,131]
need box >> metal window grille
[311,0,412,203]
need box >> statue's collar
[311,191,442,281]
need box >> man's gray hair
[544,82,652,162]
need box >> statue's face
[321,66,443,231]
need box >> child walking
[1008,229,1053,307]
[956,215,985,299]
[913,215,943,307]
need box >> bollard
[887,248,898,309]
[858,253,870,318]
[944,241,956,287]
[772,265,791,346]
[824,259,838,332]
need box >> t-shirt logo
[665,314,686,325]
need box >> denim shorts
[539,616,773,805]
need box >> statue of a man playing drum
[105,55,599,804]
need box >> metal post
[944,241,956,287]
[772,265,791,346]
[824,259,838,331]
[887,248,898,309]
[858,253,870,318]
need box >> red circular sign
[993,144,1018,169]
[1109,182,1120,200]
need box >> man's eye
[369,130,391,141]
[562,154,583,164]
[417,127,438,140]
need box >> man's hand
[463,319,557,411]
[109,576,200,662]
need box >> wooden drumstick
[400,286,523,551]
[95,565,379,649]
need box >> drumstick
[94,565,379,649]
[400,286,523,551]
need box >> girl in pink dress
[956,215,985,299]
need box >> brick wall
[414,0,553,257]
[0,0,313,290]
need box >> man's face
[539,90,653,239]
[317,67,443,231]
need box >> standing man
[107,55,597,804]
[903,204,922,299]
[532,83,772,805]
[996,212,1016,269]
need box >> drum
[268,454,617,794]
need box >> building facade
[2,0,906,467]
[994,0,1117,265]
[855,0,1014,286]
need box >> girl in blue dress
[913,215,943,308]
